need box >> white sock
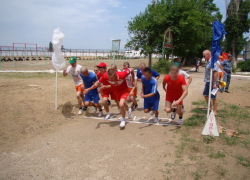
[121,118,125,121]
[107,112,110,115]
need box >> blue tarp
[211,20,226,68]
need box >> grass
[0,72,59,79]
[209,151,226,159]
[191,170,207,180]
[217,166,227,177]
[203,135,215,144]
[220,134,239,146]
[236,155,250,167]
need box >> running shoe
[134,105,138,111]
[177,118,183,125]
[171,109,177,120]
[82,106,87,111]
[104,113,111,120]
[98,111,103,117]
[154,117,159,123]
[78,109,83,115]
[120,119,126,128]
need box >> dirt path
[0,67,249,179]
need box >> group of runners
[63,57,192,129]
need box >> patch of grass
[190,108,206,114]
[183,114,206,127]
[203,135,215,144]
[192,100,207,106]
[0,72,59,79]
[209,151,226,159]
[191,170,207,180]
[236,155,250,167]
[220,134,238,146]
[217,166,227,177]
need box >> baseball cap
[97,62,107,68]
[69,57,76,64]
[228,54,233,58]
[219,55,223,59]
[172,62,180,67]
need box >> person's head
[94,66,99,74]
[228,54,233,61]
[203,50,211,61]
[142,67,152,80]
[69,57,77,67]
[80,67,89,77]
[97,62,107,74]
[139,62,146,72]
[123,62,130,69]
[170,63,180,79]
[111,64,117,71]
[173,58,179,63]
[107,69,117,81]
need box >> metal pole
[55,70,58,110]
[207,68,213,118]
[113,51,115,64]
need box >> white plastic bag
[52,27,65,70]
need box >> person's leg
[165,101,173,113]
[76,91,83,108]
[176,104,183,124]
[119,98,127,128]
[212,99,217,115]
[225,73,231,92]
[102,97,111,119]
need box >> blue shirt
[204,59,219,82]
[137,68,160,79]
[80,72,98,94]
[141,76,160,102]
[221,59,232,73]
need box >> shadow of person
[61,101,75,118]
[95,121,120,129]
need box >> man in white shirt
[63,57,86,115]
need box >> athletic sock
[121,117,125,121]
[173,108,177,112]
[79,107,82,110]
[179,117,183,119]
[99,110,102,112]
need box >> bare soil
[0,62,250,180]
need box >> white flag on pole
[202,111,220,137]
[52,27,65,70]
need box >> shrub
[152,59,171,74]
[241,60,250,72]
[237,61,245,69]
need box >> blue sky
[0,0,244,50]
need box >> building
[244,40,250,61]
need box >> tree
[224,0,250,66]
[125,0,222,67]
[48,41,53,52]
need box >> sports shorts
[144,98,160,111]
[128,87,137,97]
[203,82,217,99]
[166,96,183,105]
[85,91,100,103]
[114,89,129,100]
[75,84,83,92]
[102,89,116,100]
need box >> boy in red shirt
[163,64,188,125]
[92,68,132,128]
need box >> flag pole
[207,68,213,118]
[55,69,58,110]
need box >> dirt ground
[0,61,250,180]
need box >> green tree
[126,0,222,67]
[224,0,250,66]
[48,41,53,52]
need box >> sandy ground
[0,63,250,180]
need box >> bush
[241,60,250,72]
[237,61,245,69]
[152,59,171,74]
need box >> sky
[0,0,244,50]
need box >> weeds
[203,135,215,144]
[236,155,250,167]
[209,151,226,159]
[217,166,227,177]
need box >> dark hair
[143,67,152,74]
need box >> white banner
[52,27,65,70]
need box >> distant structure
[244,40,250,61]
[125,50,162,59]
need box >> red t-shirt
[99,69,131,91]
[164,74,187,99]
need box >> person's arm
[186,76,192,86]
[172,85,188,107]
[63,66,70,77]
[140,82,144,98]
[163,79,167,92]
[63,70,68,77]
[152,70,160,80]
[212,71,218,89]
[141,81,157,98]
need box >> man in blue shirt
[136,63,160,80]
[140,67,160,123]
[221,54,233,93]
[80,67,103,117]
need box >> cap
[172,62,180,67]
[219,55,223,59]
[228,54,233,58]
[97,62,107,68]
[69,57,76,64]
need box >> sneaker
[134,104,138,111]
[150,110,154,116]
[120,119,126,128]
[78,108,83,115]
[225,91,229,93]
[128,108,132,119]
[82,106,87,111]
[104,113,111,120]
[98,111,103,117]
[107,100,111,106]
[171,109,177,120]
[154,117,159,123]
[131,103,135,110]
[177,118,183,125]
